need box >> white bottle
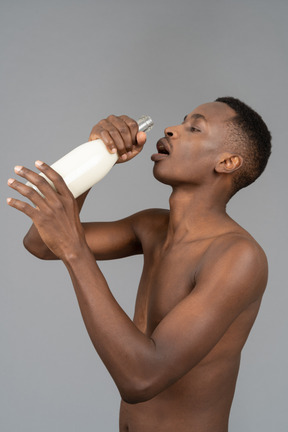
[28,115,153,198]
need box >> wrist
[61,239,92,266]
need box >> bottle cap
[137,115,154,133]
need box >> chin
[152,164,178,186]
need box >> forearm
[63,244,157,403]
[23,189,90,259]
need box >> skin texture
[7,103,268,432]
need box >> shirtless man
[7,97,271,432]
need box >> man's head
[215,96,272,197]
[152,97,271,199]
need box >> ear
[215,153,243,174]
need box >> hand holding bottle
[8,162,89,261]
[25,114,153,198]
[88,115,148,163]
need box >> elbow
[120,377,160,405]
[121,392,150,406]
[118,342,167,405]
[23,235,47,260]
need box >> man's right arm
[24,213,144,261]
[23,114,147,260]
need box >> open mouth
[156,138,170,155]
[151,138,171,162]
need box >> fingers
[89,115,141,162]
[6,196,36,218]
[107,115,134,157]
[33,161,73,197]
[7,162,72,209]
[7,176,46,209]
[119,115,139,145]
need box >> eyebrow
[183,113,207,122]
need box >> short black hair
[215,96,272,197]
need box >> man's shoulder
[128,208,170,249]
[131,208,170,231]
[196,230,268,299]
[203,229,267,270]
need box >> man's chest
[133,243,207,335]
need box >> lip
[151,153,169,162]
[151,138,171,162]
[156,138,171,154]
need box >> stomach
[119,354,240,432]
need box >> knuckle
[125,118,137,128]
[119,125,129,135]
[98,119,108,127]
[120,115,132,123]
[36,176,47,187]
[19,201,28,211]
[53,171,64,183]
[43,207,53,218]
[109,128,118,136]
[55,199,65,211]
[89,129,100,141]
[90,124,99,133]
[26,187,35,198]
[126,119,136,127]
[100,131,113,146]
[64,195,74,208]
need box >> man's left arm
[63,232,267,404]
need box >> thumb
[136,131,147,146]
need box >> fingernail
[6,197,12,204]
[121,154,128,160]
[111,148,117,154]
[7,178,15,185]
[14,165,23,173]
[35,160,44,167]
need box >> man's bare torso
[12,105,270,432]
[119,209,263,432]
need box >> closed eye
[181,119,201,132]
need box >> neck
[166,184,231,244]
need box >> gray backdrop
[1,0,287,431]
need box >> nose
[164,125,178,138]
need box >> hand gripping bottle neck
[28,115,154,198]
